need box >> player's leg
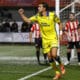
[77,49,80,65]
[66,42,74,65]
[54,48,64,70]
[67,49,71,63]
[36,47,40,64]
[43,53,48,64]
[55,56,61,64]
[50,40,65,75]
[75,41,80,65]
[40,37,48,64]
[42,41,60,80]
[50,47,61,80]
[55,54,65,75]
[35,38,40,64]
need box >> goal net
[58,0,80,64]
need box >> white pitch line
[18,67,52,80]
[0,56,44,60]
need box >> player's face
[69,14,75,21]
[38,4,45,13]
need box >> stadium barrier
[0,32,68,45]
[0,33,34,43]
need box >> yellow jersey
[29,12,60,41]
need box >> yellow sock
[50,62,60,74]
[56,71,60,74]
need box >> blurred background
[0,0,80,80]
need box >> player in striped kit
[64,12,80,65]
[30,22,47,64]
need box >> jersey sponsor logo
[40,22,50,26]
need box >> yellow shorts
[42,39,58,54]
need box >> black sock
[77,52,80,62]
[67,52,71,61]
[43,54,47,60]
[36,50,40,63]
[55,56,61,64]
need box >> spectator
[2,19,11,32]
[21,22,28,32]
[10,20,18,32]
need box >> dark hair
[69,12,75,16]
[40,2,49,11]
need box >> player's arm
[58,22,63,34]
[54,14,63,33]
[58,22,63,41]
[64,22,71,38]
[18,8,31,23]
[29,24,35,43]
[29,32,33,43]
[54,14,63,40]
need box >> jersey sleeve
[54,14,61,23]
[29,14,38,22]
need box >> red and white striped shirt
[31,23,40,38]
[78,29,80,40]
[65,20,79,42]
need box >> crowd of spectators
[21,22,32,32]
[0,19,32,32]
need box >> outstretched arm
[54,14,63,37]
[18,8,31,23]
[29,32,33,43]
[58,22,63,41]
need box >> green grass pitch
[0,45,79,80]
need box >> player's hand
[18,8,24,15]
